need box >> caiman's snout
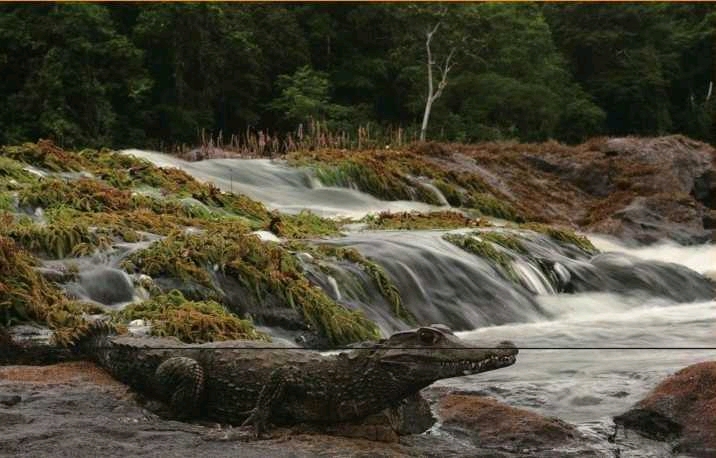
[498,340,518,355]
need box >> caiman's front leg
[242,366,299,435]
[154,356,205,419]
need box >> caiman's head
[364,324,517,385]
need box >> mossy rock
[122,229,379,345]
[362,210,484,230]
[520,223,597,254]
[443,233,519,282]
[116,291,268,343]
[0,235,101,346]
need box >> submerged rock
[614,361,716,457]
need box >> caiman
[10,322,519,433]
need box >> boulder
[614,361,716,457]
[437,394,589,454]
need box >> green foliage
[116,291,268,343]
[308,244,414,323]
[443,233,519,282]
[363,210,484,231]
[520,222,597,254]
[3,3,711,146]
[269,210,341,239]
[0,235,100,346]
[2,220,111,259]
[271,66,350,128]
[121,228,379,345]
[545,3,715,141]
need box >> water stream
[119,150,716,455]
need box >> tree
[270,66,351,131]
[420,22,455,141]
[545,3,715,138]
[0,3,149,147]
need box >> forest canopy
[0,2,714,149]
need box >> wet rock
[77,268,135,305]
[0,394,21,407]
[607,194,710,245]
[437,394,590,454]
[480,135,716,244]
[614,361,716,457]
[0,409,31,425]
[304,392,435,442]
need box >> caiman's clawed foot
[241,407,271,438]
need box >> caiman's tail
[0,320,121,366]
[0,325,78,365]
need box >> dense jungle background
[1,2,715,149]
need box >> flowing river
[119,150,716,456]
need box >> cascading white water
[120,149,447,218]
[115,150,715,455]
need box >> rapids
[117,150,715,455]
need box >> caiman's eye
[418,328,440,345]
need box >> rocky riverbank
[0,362,607,457]
[288,135,716,244]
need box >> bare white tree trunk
[420,22,455,142]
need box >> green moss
[19,178,135,212]
[433,180,465,207]
[315,161,444,205]
[116,291,268,343]
[3,220,111,259]
[521,222,597,254]
[267,210,341,239]
[0,192,14,211]
[308,244,414,323]
[362,210,484,230]
[443,233,518,282]
[466,192,524,222]
[0,235,101,346]
[478,231,528,254]
[122,229,379,345]
[1,141,88,172]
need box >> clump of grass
[19,178,134,212]
[466,193,524,221]
[478,231,528,254]
[3,220,112,259]
[0,235,102,346]
[0,192,15,211]
[121,229,379,345]
[116,291,268,343]
[308,244,414,323]
[520,222,597,254]
[0,156,37,186]
[443,233,518,282]
[1,140,88,172]
[267,210,341,239]
[363,210,485,230]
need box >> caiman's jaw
[374,324,518,381]
[435,341,517,378]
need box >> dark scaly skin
[74,323,518,433]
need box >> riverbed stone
[437,394,587,453]
[614,361,716,457]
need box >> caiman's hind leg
[242,366,299,435]
[154,356,205,419]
